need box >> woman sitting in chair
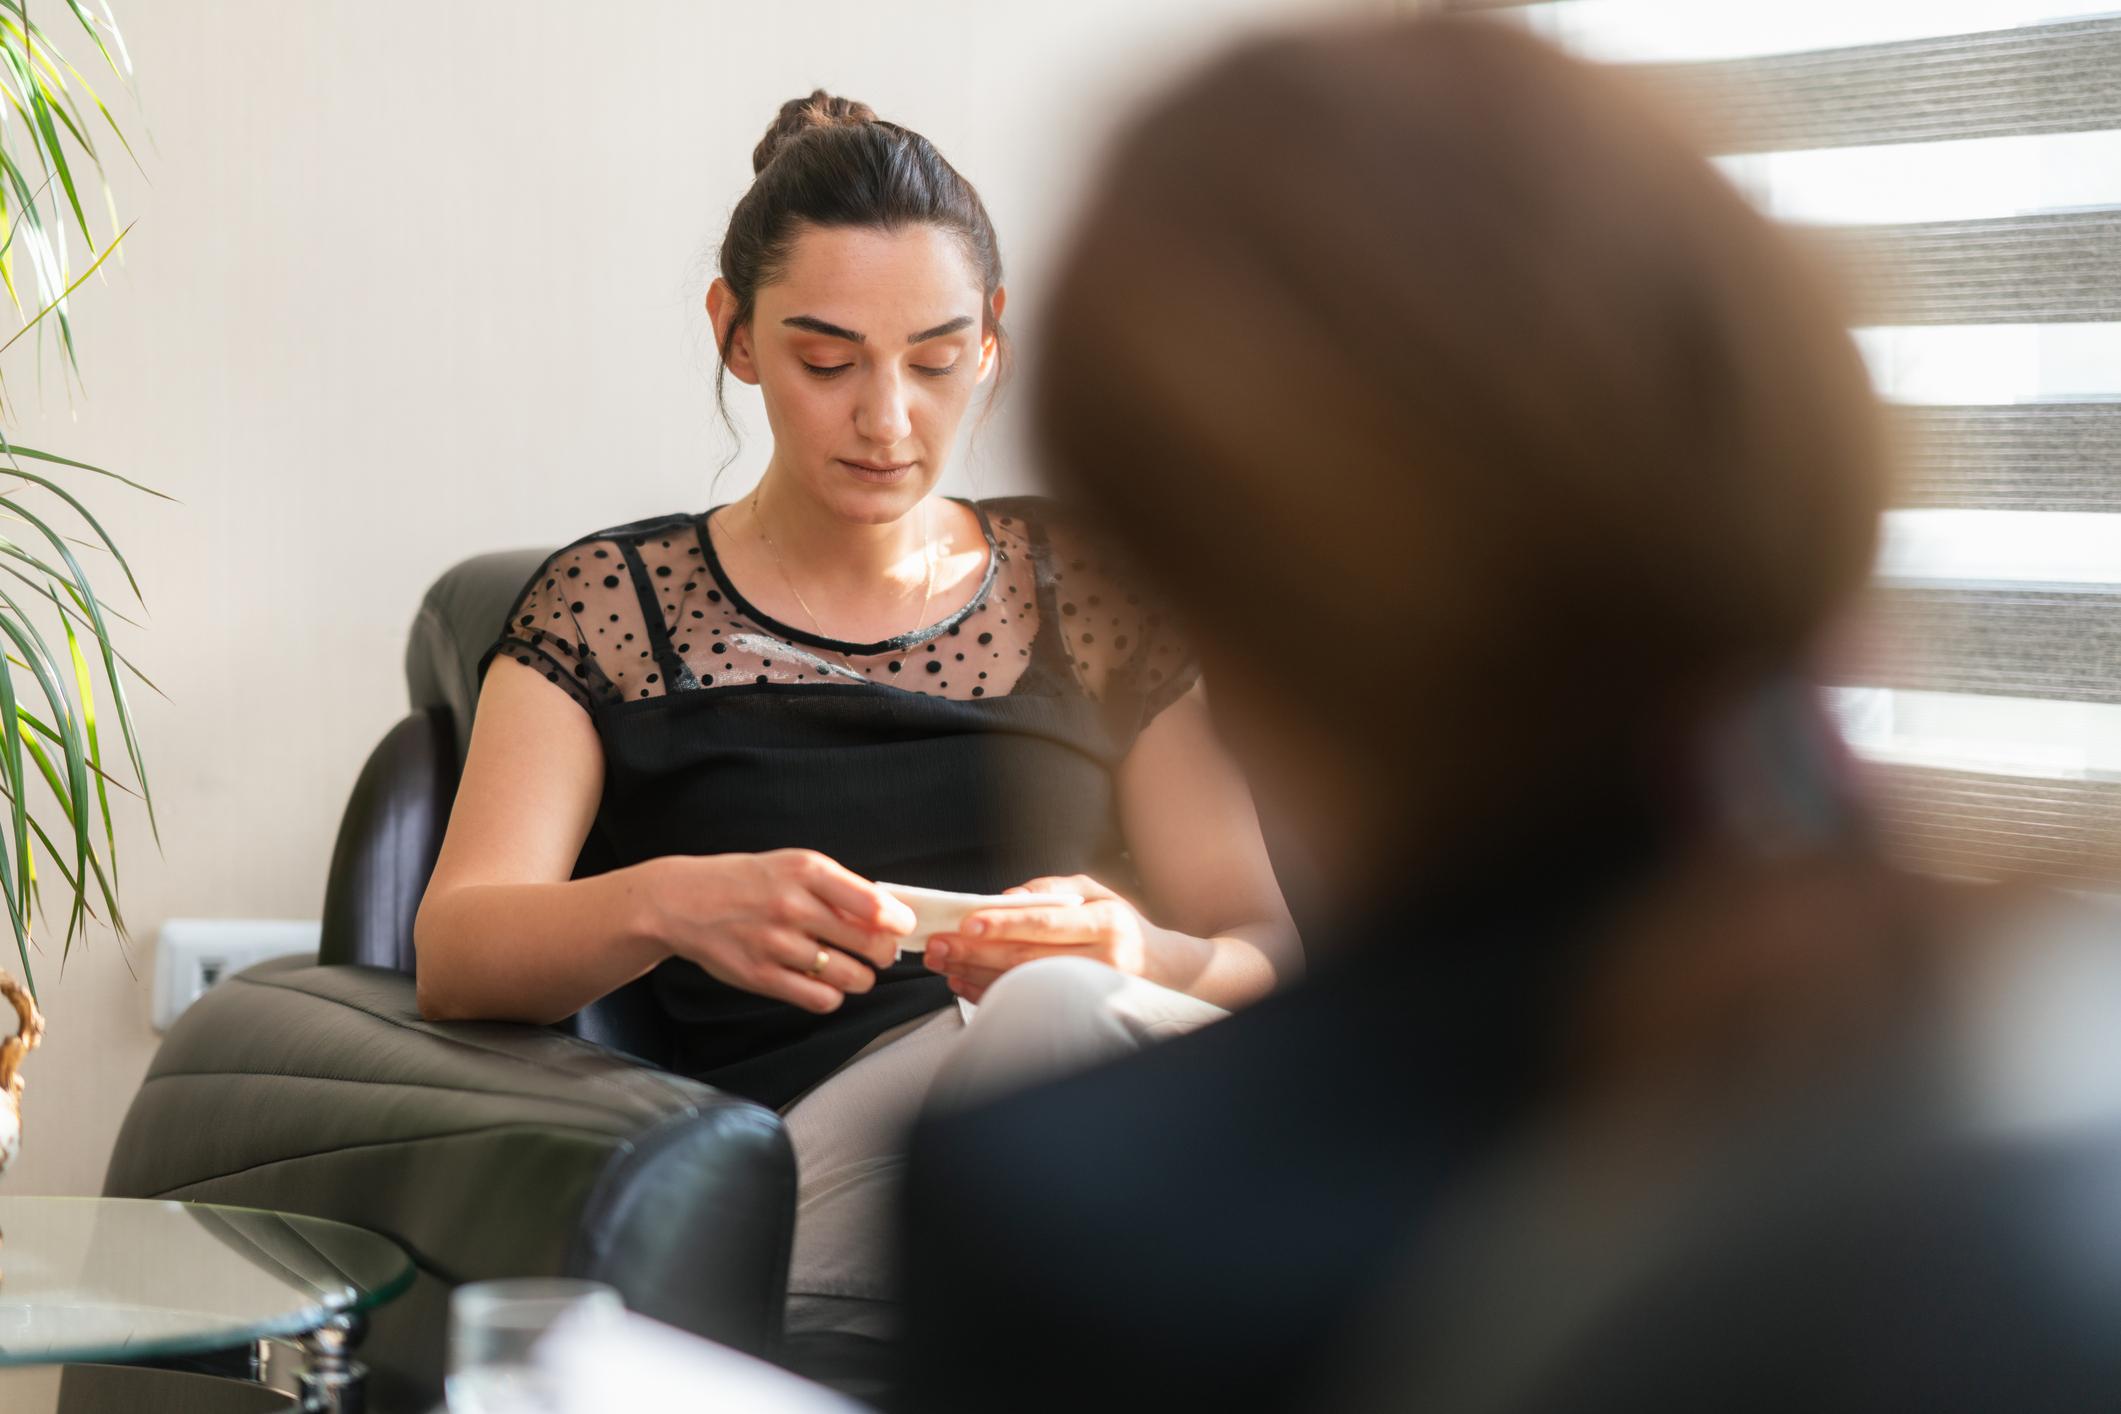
[411,91,1299,1343]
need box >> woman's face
[713,222,1003,525]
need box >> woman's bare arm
[1115,682,1302,1006]
[412,657,668,1023]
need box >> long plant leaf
[36,792,120,942]
[0,490,154,843]
[12,693,133,796]
[0,589,89,932]
[92,1,127,76]
[0,576,164,703]
[0,630,29,994]
[0,780,89,910]
[0,444,150,600]
[53,580,106,942]
[0,517,121,560]
[0,143,66,310]
[7,578,161,697]
[6,705,126,943]
[15,793,93,949]
[0,648,30,949]
[0,438,168,499]
[52,53,134,175]
[0,218,127,359]
[0,32,72,343]
[2,6,89,252]
[35,74,96,175]
[0,174,17,312]
[34,808,131,973]
[15,709,82,949]
[9,36,97,161]
[0,49,84,377]
[57,1,123,85]
[0,534,132,614]
[0,163,56,268]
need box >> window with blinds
[1448,1,2121,889]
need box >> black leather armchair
[103,550,798,1414]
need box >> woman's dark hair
[713,90,1009,442]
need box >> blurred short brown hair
[1035,16,1885,798]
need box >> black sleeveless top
[476,495,1199,1109]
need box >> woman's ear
[977,285,1008,384]
[707,277,761,386]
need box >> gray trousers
[780,956,1229,1339]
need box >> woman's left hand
[924,874,1178,1003]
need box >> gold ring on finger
[806,948,831,979]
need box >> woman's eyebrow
[783,315,865,343]
[907,315,974,343]
[781,314,974,345]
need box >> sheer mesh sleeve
[478,535,649,713]
[1041,514,1203,729]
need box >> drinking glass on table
[446,1278,624,1414]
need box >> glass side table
[0,1196,414,1412]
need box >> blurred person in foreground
[897,14,2121,1413]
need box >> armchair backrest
[319,546,673,1065]
[408,548,551,773]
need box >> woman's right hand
[640,849,917,1013]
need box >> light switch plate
[152,918,321,1032]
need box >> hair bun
[753,90,879,175]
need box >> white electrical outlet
[152,919,322,1032]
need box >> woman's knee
[975,955,1126,1022]
[929,958,1134,1111]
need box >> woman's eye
[799,361,955,379]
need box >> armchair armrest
[104,956,794,1375]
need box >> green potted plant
[0,0,161,1174]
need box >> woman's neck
[747,465,936,599]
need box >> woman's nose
[856,370,914,446]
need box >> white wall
[3,0,1380,1197]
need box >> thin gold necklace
[750,488,939,644]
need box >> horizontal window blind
[1866,763,2121,887]
[1637,18,2121,153]
[1892,404,2121,513]
[1827,210,2121,326]
[1849,583,2121,702]
[1455,1,2121,888]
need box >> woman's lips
[838,459,915,481]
